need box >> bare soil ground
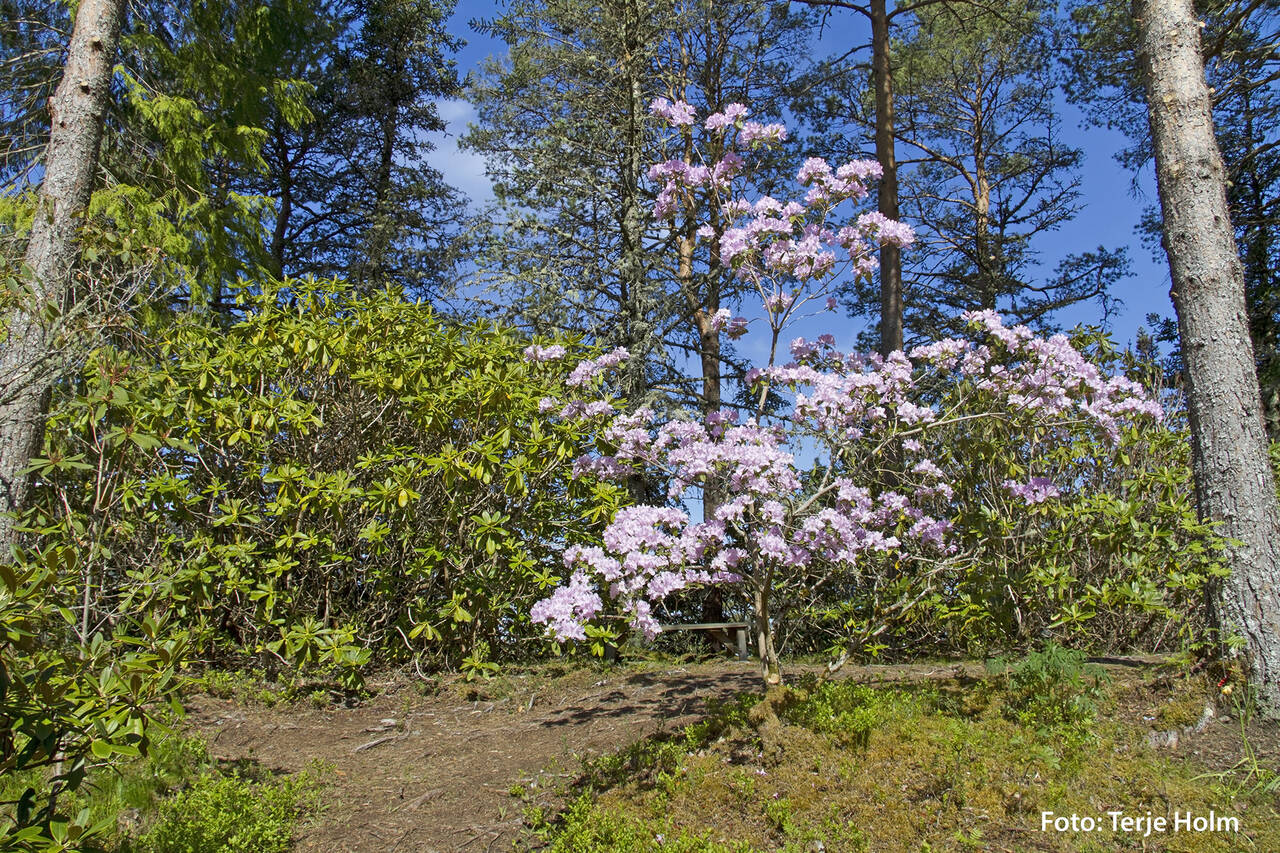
[181,656,1279,852]
[186,661,761,852]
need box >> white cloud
[428,98,494,208]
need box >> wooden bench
[659,621,750,661]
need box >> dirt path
[186,662,765,852]
[184,656,1181,852]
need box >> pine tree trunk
[871,0,903,356]
[0,0,124,556]
[1135,0,1280,715]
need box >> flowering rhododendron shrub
[523,102,1165,684]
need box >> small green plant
[783,676,881,749]
[763,796,795,833]
[462,641,501,681]
[134,765,323,853]
[984,643,1108,735]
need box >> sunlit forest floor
[166,656,1280,852]
[22,656,1274,851]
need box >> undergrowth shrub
[984,642,1108,735]
[0,549,186,851]
[133,767,323,853]
[21,279,623,685]
[782,676,881,749]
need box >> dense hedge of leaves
[19,280,622,681]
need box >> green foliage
[133,769,320,853]
[533,796,753,853]
[101,1,324,302]
[464,0,810,413]
[1,721,322,853]
[0,547,187,851]
[799,329,1224,660]
[781,676,880,749]
[983,643,1108,736]
[22,279,622,682]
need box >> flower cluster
[523,343,567,362]
[525,312,1164,644]
[518,101,1164,663]
[1002,477,1061,505]
[648,97,695,126]
[565,347,629,387]
[646,100,912,298]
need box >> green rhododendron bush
[786,334,1227,661]
[16,279,622,683]
[918,335,1227,656]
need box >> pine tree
[241,0,463,296]
[1066,0,1280,432]
[1135,0,1280,716]
[1,0,126,554]
[798,0,1125,347]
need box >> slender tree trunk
[1135,0,1280,715]
[972,115,995,309]
[617,0,652,476]
[269,127,293,280]
[871,0,903,356]
[753,582,780,684]
[356,110,399,290]
[699,314,725,625]
[0,0,124,556]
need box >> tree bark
[1135,0,1280,715]
[871,0,903,356]
[0,0,125,556]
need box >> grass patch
[0,725,327,852]
[125,765,325,853]
[527,657,1280,852]
[195,667,357,708]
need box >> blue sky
[428,0,1175,353]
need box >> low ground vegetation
[0,723,326,852]
[523,651,1280,853]
[9,650,1273,852]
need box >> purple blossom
[857,211,915,247]
[650,97,696,126]
[797,157,833,184]
[705,103,749,130]
[738,121,787,146]
[566,347,630,387]
[531,572,603,641]
[524,344,568,362]
[1002,477,1061,505]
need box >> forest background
[1,0,1279,849]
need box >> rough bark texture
[0,0,125,556]
[1135,0,1280,715]
[871,0,903,356]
